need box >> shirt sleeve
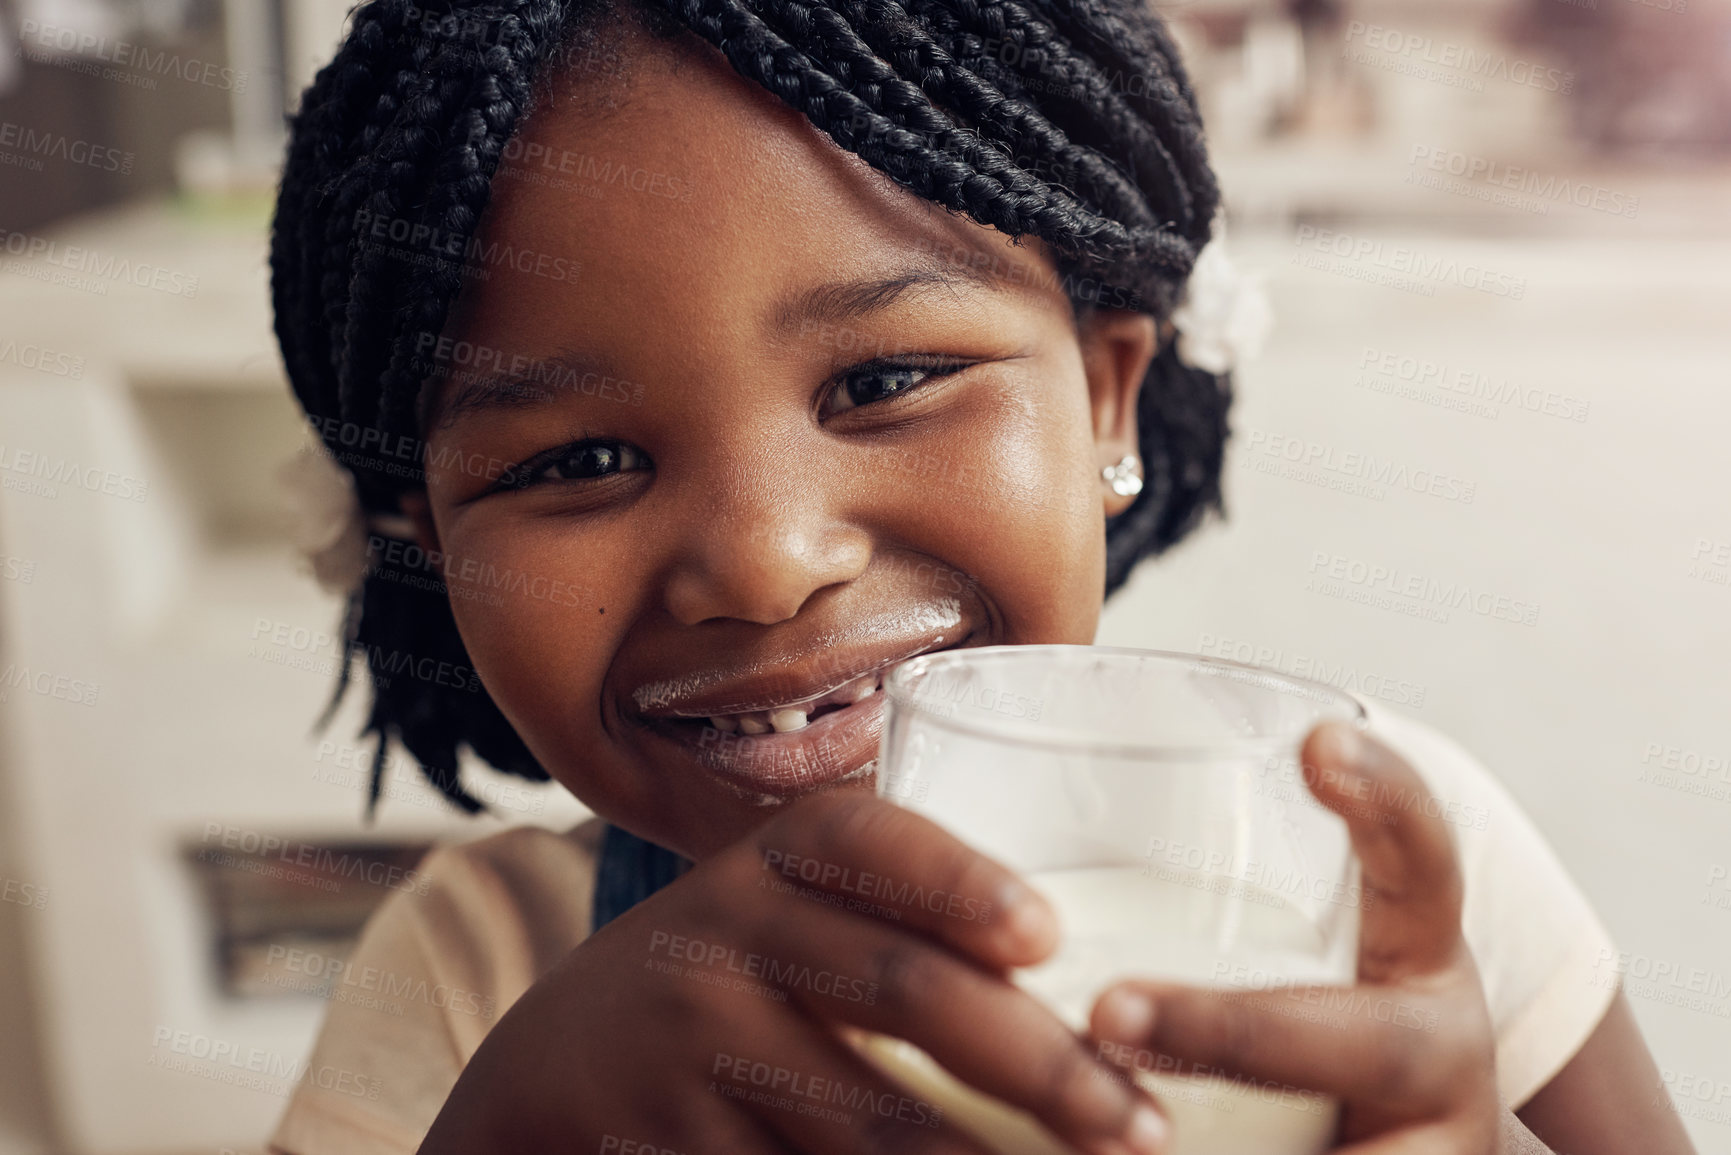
[1361,702,1617,1109]
[265,857,466,1155]
[267,821,601,1155]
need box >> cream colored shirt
[267,702,1616,1154]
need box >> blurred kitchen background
[0,0,1727,1151]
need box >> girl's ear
[397,489,443,556]
[1077,309,1159,518]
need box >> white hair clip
[276,441,377,598]
[1169,214,1273,376]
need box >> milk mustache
[851,866,1342,1155]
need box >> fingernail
[1001,881,1056,948]
[1096,986,1157,1041]
[1124,1103,1169,1155]
[1319,720,1363,768]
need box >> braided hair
[271,0,1232,815]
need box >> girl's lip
[642,690,886,798]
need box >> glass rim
[882,643,1368,759]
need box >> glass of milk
[857,644,1368,1155]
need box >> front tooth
[768,708,809,733]
[709,715,739,732]
[850,677,876,703]
[737,715,770,735]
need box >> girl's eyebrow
[772,261,1011,333]
[430,260,1020,429]
[428,346,625,431]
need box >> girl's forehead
[505,25,928,236]
[447,28,1067,360]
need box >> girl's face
[408,18,1158,859]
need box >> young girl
[265,0,1694,1152]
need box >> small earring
[1101,453,1144,498]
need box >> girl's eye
[820,358,967,418]
[506,441,649,490]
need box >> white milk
[850,867,1344,1155]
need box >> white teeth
[701,674,882,736]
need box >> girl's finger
[660,1101,807,1155]
[740,790,1061,969]
[712,1009,1007,1155]
[1301,721,1467,981]
[1088,976,1483,1109]
[757,892,1170,1155]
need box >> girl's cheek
[922,382,1105,643]
[439,525,617,740]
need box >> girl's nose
[659,500,873,627]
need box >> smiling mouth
[693,669,883,735]
[637,644,965,800]
[644,684,888,799]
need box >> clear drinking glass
[857,644,1369,1155]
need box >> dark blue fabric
[592,823,691,933]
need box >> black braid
[672,0,1143,262]
[766,0,1161,238]
[913,0,1193,227]
[271,0,1231,816]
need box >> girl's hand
[1088,722,1506,1154]
[419,789,1171,1155]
